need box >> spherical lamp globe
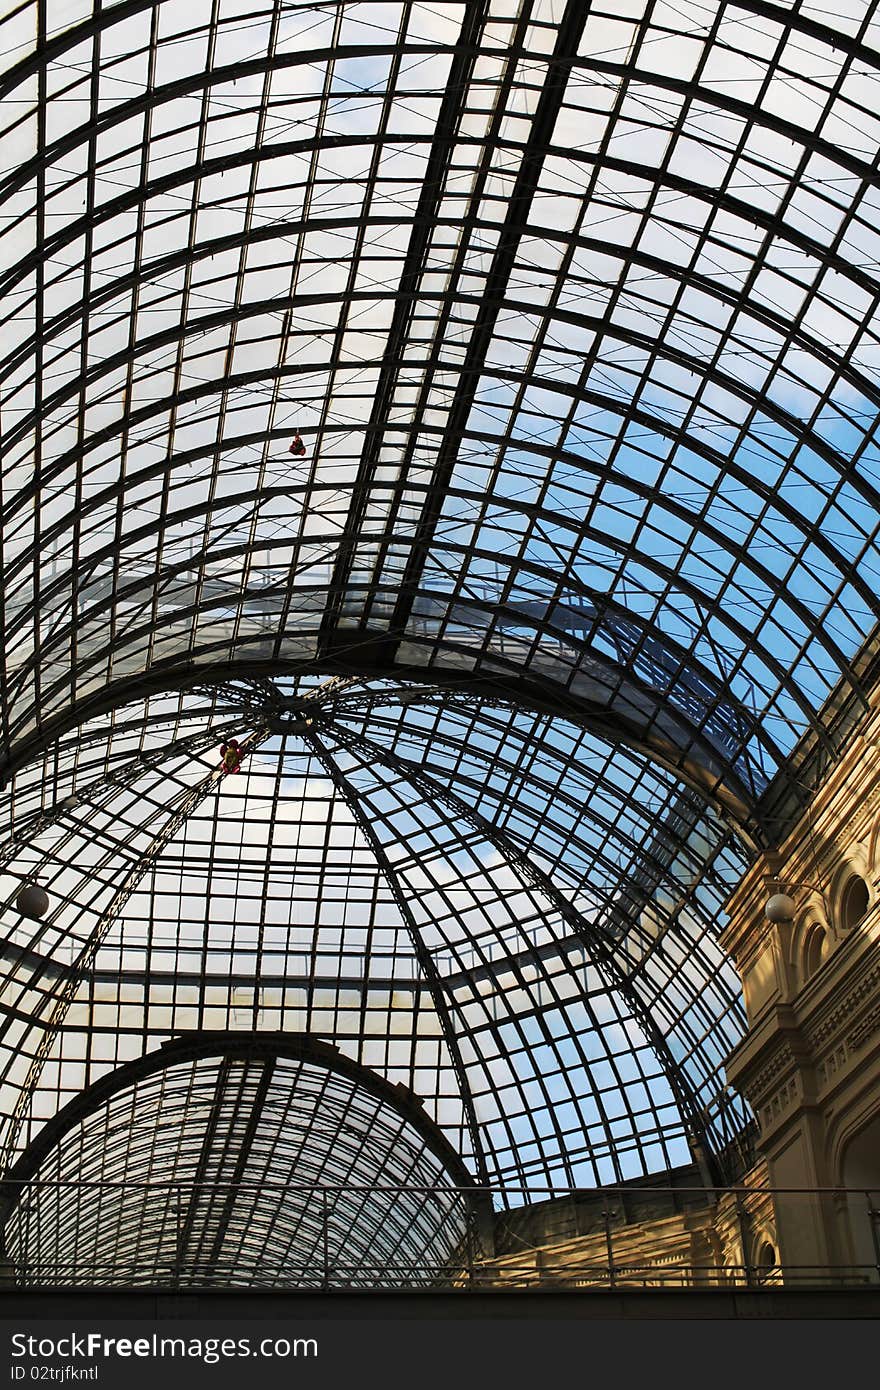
[765,892,795,923]
[15,883,49,920]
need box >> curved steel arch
[6,32,880,226]
[5,380,867,808]
[17,415,865,685]
[9,316,880,630]
[12,319,877,666]
[0,649,769,845]
[0,1030,475,1201]
[4,330,876,803]
[0,1032,476,1288]
[2,0,879,104]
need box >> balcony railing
[0,1181,877,1291]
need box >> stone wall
[475,1161,776,1288]
[719,693,880,1280]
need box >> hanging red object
[219,739,243,774]
[289,433,306,457]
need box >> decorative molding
[806,961,880,1050]
[761,1075,798,1131]
[748,1042,797,1100]
[817,1042,848,1087]
[847,1003,880,1051]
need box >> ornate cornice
[847,1002,880,1051]
[749,1041,798,1101]
[806,960,880,1050]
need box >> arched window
[756,1240,779,1284]
[840,874,870,931]
[804,924,829,980]
[840,1114,880,1285]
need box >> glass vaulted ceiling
[2,1039,476,1287]
[0,679,751,1191]
[1,0,880,1200]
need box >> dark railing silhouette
[0,1182,878,1291]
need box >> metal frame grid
[2,0,880,1279]
[0,1036,474,1288]
[1,0,880,817]
[0,677,750,1195]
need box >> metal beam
[325,721,729,1181]
[0,730,270,1173]
[304,728,491,1186]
